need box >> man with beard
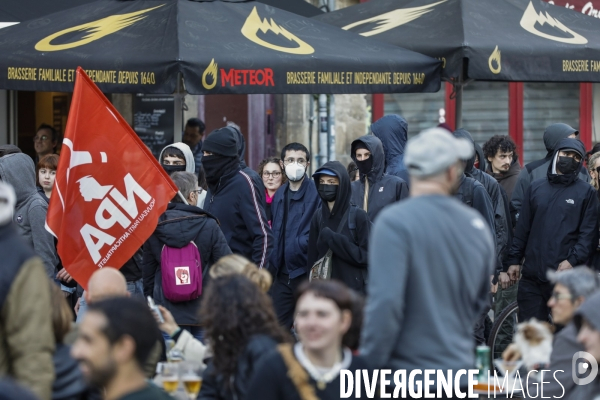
[361,128,494,393]
[269,142,320,328]
[483,135,521,201]
[71,298,170,400]
[350,135,409,222]
[202,127,273,269]
[507,138,599,322]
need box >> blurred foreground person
[154,255,272,363]
[503,267,599,398]
[0,181,55,400]
[246,280,369,400]
[71,298,170,400]
[361,128,495,396]
[199,275,288,400]
[574,291,600,398]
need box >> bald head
[86,267,129,304]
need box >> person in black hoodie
[370,115,410,185]
[350,135,409,222]
[202,127,273,269]
[143,171,232,340]
[511,123,590,222]
[507,138,599,322]
[306,161,370,294]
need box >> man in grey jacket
[361,128,495,393]
[0,152,57,278]
[511,123,589,222]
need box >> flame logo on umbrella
[488,46,501,74]
[241,7,314,55]
[342,0,447,37]
[520,1,587,44]
[35,5,164,52]
[202,59,218,90]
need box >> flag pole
[177,190,189,205]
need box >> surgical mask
[556,156,580,175]
[285,162,306,182]
[318,184,338,202]
[162,164,186,175]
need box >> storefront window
[462,81,509,151]
[523,83,579,164]
[383,92,444,138]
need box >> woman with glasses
[33,124,59,163]
[257,157,286,226]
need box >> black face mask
[556,156,580,175]
[355,157,373,176]
[318,184,338,202]
[162,164,186,175]
[203,155,239,185]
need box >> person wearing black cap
[511,123,590,223]
[306,161,370,294]
[202,127,273,270]
[350,135,408,222]
[507,138,599,323]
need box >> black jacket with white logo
[507,138,599,281]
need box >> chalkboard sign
[132,94,174,159]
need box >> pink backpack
[160,242,202,303]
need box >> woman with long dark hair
[245,280,369,400]
[198,275,289,400]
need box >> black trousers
[271,271,307,329]
[517,276,553,323]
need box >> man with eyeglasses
[33,124,59,163]
[503,267,600,397]
[350,134,408,222]
[507,138,599,323]
[269,143,320,328]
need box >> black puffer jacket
[507,138,599,281]
[306,161,370,294]
[350,135,409,222]
[142,203,232,325]
[199,334,278,400]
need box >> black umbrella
[316,0,600,123]
[0,0,441,94]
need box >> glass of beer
[157,362,180,396]
[180,362,204,399]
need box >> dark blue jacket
[269,177,320,279]
[204,167,273,270]
[507,138,599,282]
[371,115,409,185]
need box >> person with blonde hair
[209,254,272,293]
[153,255,271,362]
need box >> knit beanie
[202,127,239,157]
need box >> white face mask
[285,162,306,182]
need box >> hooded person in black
[202,127,273,269]
[306,161,370,294]
[371,115,410,185]
[511,123,590,222]
[507,138,599,323]
[350,135,409,222]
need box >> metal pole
[328,95,336,161]
[454,61,464,129]
[318,94,328,167]
[173,73,184,143]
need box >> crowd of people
[0,114,600,400]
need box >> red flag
[46,67,178,289]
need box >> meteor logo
[202,59,218,90]
[520,1,587,44]
[342,0,447,37]
[241,6,314,55]
[35,5,164,52]
[488,46,501,74]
